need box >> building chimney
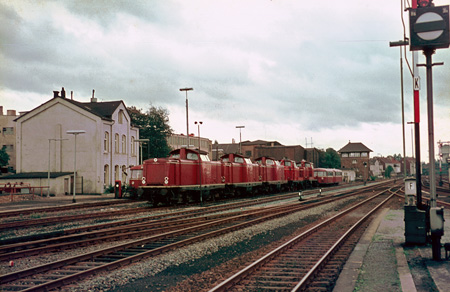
[61,87,66,98]
[91,89,97,102]
[0,106,3,116]
[71,91,73,100]
[7,110,16,116]
[53,91,60,98]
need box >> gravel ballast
[61,197,360,291]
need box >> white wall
[15,98,139,194]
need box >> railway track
[0,189,316,243]
[208,187,399,291]
[0,199,133,219]
[0,184,392,291]
[0,186,374,259]
[0,189,312,230]
[1,183,391,256]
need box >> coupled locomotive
[129,148,341,206]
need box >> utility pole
[180,88,193,148]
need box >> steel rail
[0,187,374,291]
[0,199,131,219]
[0,202,301,260]
[1,184,385,260]
[208,186,394,292]
[0,206,152,229]
[292,190,398,291]
[0,181,381,246]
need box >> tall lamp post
[180,88,193,148]
[47,138,68,197]
[67,130,85,203]
[236,125,245,155]
[389,39,409,179]
[135,139,149,164]
[195,121,203,205]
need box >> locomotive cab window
[187,153,199,160]
[245,158,252,164]
[131,169,143,179]
[266,159,274,165]
[170,153,180,159]
[200,154,210,162]
[234,157,244,163]
[222,157,229,162]
[285,161,291,166]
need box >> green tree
[318,148,341,169]
[385,165,394,178]
[0,146,10,167]
[128,105,174,160]
[393,154,402,161]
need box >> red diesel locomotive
[129,148,340,206]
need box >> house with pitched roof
[8,88,139,195]
[338,141,372,181]
[370,156,402,177]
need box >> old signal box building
[338,142,372,181]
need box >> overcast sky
[1,0,449,160]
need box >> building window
[342,153,348,157]
[115,134,119,153]
[104,164,110,186]
[118,110,124,124]
[352,160,357,164]
[131,136,135,156]
[2,127,14,135]
[122,135,126,154]
[361,152,368,157]
[115,165,120,181]
[3,145,13,152]
[122,165,127,182]
[104,132,110,153]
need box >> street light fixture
[236,126,245,155]
[47,138,68,197]
[390,39,409,179]
[134,139,149,165]
[67,130,85,203]
[180,88,193,148]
